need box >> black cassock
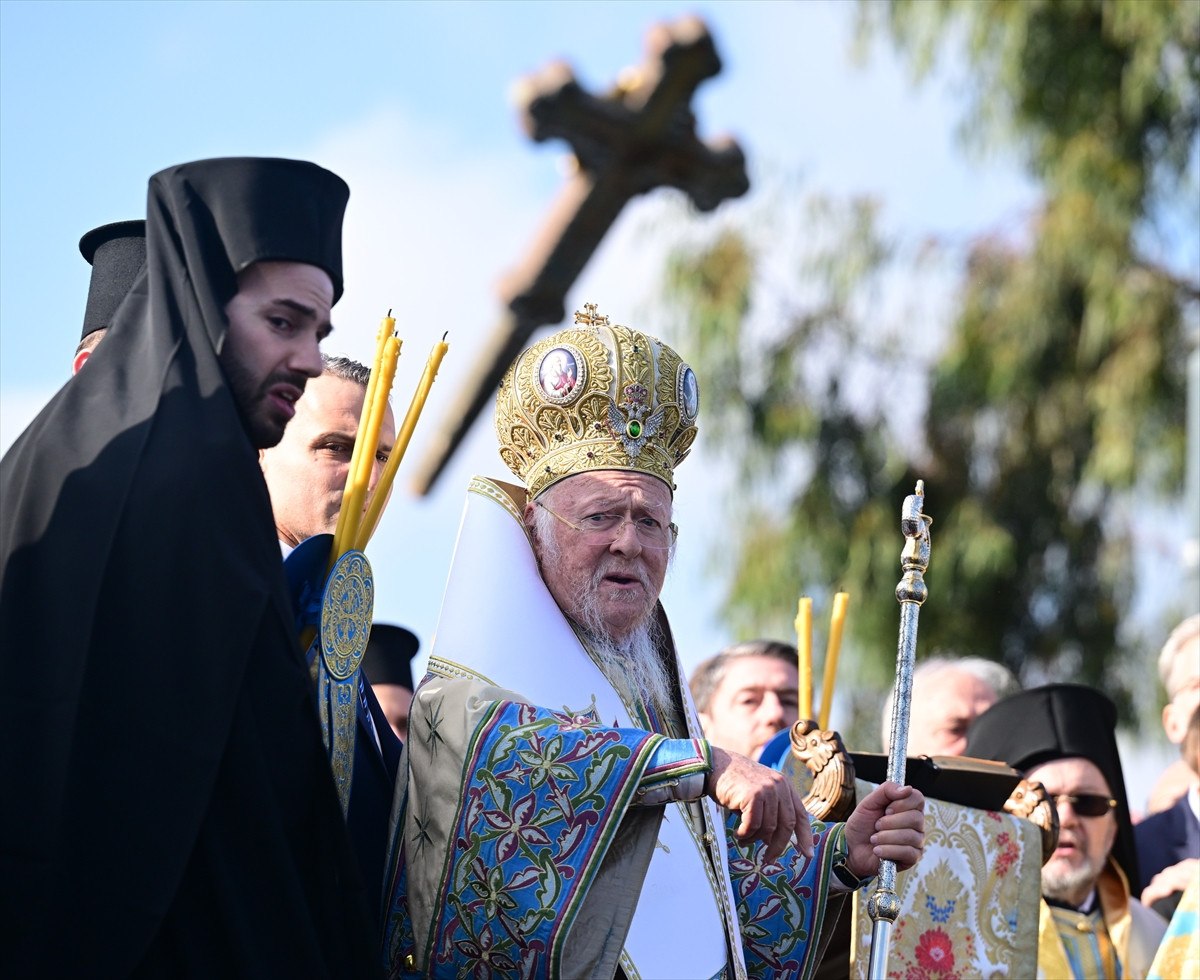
[0,158,382,978]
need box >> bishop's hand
[706,745,814,862]
[843,781,925,880]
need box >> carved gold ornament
[1003,777,1061,865]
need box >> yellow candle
[359,335,402,494]
[795,596,813,721]
[357,335,449,550]
[818,591,849,730]
[331,314,394,566]
[341,335,400,552]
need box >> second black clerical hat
[361,624,420,690]
[78,219,146,340]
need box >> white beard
[580,612,676,724]
[1042,860,1101,907]
[532,503,677,723]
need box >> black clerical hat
[362,624,420,690]
[78,220,146,340]
[152,157,350,308]
[965,683,1138,886]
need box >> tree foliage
[659,0,1197,738]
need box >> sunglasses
[1052,793,1118,817]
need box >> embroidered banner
[850,785,1042,978]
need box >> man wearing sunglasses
[966,684,1168,979]
[383,305,926,979]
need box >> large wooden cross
[411,15,749,493]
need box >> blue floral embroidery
[425,700,661,978]
[925,894,956,924]
[727,815,839,979]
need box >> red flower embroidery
[915,928,956,974]
[993,831,1020,877]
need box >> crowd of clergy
[1,155,1196,979]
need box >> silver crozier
[866,480,932,979]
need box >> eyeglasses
[536,501,678,550]
[1052,793,1118,817]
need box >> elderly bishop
[384,305,925,979]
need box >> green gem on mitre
[626,419,642,439]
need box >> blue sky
[1,0,1053,729]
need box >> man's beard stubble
[220,347,308,450]
[1042,858,1102,907]
[533,506,677,723]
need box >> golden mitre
[495,302,699,498]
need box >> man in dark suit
[261,352,404,931]
[1136,704,1200,919]
[1145,615,1200,813]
